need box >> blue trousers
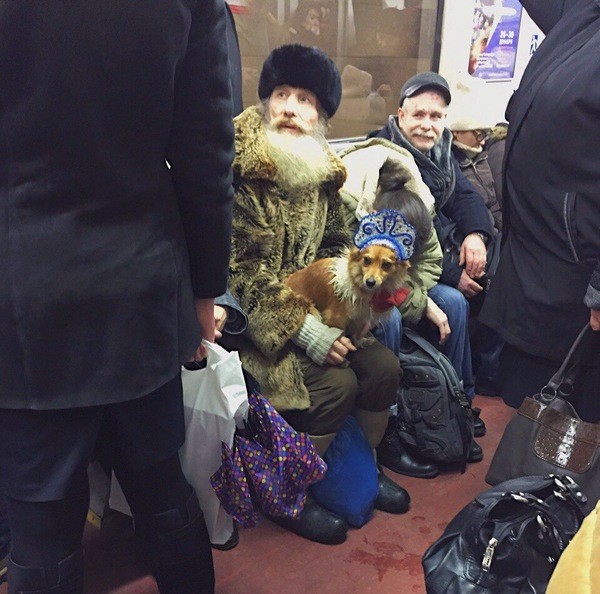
[0,494,9,558]
[373,283,475,401]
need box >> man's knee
[284,366,359,436]
[433,284,469,322]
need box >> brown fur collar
[233,105,347,190]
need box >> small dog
[285,209,415,341]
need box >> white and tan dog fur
[285,243,411,342]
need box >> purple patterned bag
[210,375,327,528]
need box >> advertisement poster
[468,0,523,81]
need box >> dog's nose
[365,278,376,288]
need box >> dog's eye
[382,261,392,271]
[363,257,372,265]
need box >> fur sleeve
[228,183,314,357]
[316,190,353,259]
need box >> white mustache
[271,115,310,133]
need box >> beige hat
[446,76,496,131]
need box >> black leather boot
[376,417,439,478]
[268,496,347,545]
[8,548,84,594]
[374,469,410,514]
[471,407,487,437]
[133,490,215,594]
[467,439,484,463]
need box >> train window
[230,0,442,139]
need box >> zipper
[482,537,498,572]
[563,192,580,262]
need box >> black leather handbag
[422,474,589,594]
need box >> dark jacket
[480,0,600,362]
[0,1,234,409]
[451,145,502,233]
[225,2,244,117]
[485,124,508,211]
[371,117,494,287]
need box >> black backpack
[395,327,474,465]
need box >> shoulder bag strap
[540,324,595,402]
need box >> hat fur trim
[258,44,342,118]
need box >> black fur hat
[258,44,342,119]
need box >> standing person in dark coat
[480,0,600,421]
[0,2,234,593]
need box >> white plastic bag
[179,340,249,546]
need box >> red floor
[0,396,515,594]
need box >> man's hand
[326,336,357,366]
[457,270,484,299]
[192,297,216,360]
[591,308,600,331]
[460,233,487,279]
[214,305,229,339]
[425,296,451,345]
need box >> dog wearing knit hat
[285,209,415,342]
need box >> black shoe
[268,497,347,545]
[468,439,483,463]
[472,407,486,437]
[475,377,499,397]
[375,471,410,514]
[377,420,439,478]
[211,525,239,551]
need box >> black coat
[0,1,235,409]
[480,0,600,362]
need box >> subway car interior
[3,1,596,593]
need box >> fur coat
[223,106,350,411]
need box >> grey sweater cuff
[292,313,344,365]
[584,284,600,310]
[584,267,600,309]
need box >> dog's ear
[348,246,362,262]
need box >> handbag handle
[540,324,595,401]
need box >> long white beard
[265,127,330,192]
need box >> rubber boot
[351,407,389,449]
[8,549,84,594]
[133,490,215,594]
[308,433,336,458]
[352,408,411,515]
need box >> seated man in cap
[221,43,409,545]
[364,72,494,462]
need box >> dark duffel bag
[422,474,590,594]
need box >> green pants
[281,340,400,436]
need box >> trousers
[373,283,475,400]
[281,340,401,436]
[0,494,9,558]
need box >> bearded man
[222,44,408,545]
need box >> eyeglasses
[472,129,490,143]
